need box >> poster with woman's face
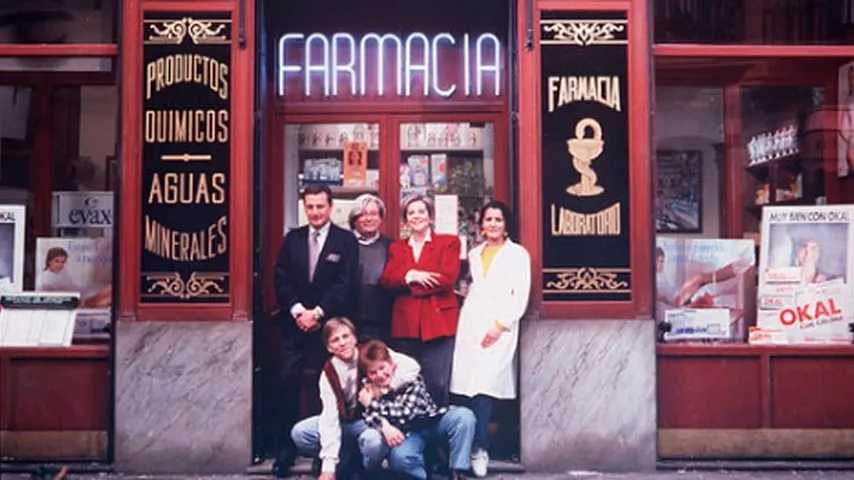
[35,237,112,308]
[761,206,853,286]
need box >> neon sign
[277,32,502,98]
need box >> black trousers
[390,336,455,407]
[276,319,326,455]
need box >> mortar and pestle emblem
[566,118,605,196]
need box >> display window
[654,57,854,345]
[654,26,854,457]
[0,1,118,462]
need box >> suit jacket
[274,222,358,331]
[379,233,461,341]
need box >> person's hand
[687,292,715,308]
[407,270,441,288]
[480,326,504,348]
[381,424,405,447]
[296,311,320,332]
[358,386,375,407]
[318,473,335,480]
[675,274,705,306]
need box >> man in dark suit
[273,184,358,476]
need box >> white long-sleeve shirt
[317,349,419,473]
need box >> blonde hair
[322,317,357,346]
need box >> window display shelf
[658,343,854,356]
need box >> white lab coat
[450,240,531,399]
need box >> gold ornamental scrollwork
[544,268,629,292]
[541,20,628,46]
[145,272,227,299]
[145,18,230,45]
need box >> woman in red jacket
[380,194,461,406]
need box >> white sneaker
[470,448,489,478]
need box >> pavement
[4,469,854,480]
[4,459,854,480]
[4,473,854,480]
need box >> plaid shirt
[362,375,446,431]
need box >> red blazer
[379,233,461,341]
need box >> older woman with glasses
[348,193,393,342]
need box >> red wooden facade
[3,0,854,466]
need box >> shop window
[0,1,116,44]
[654,57,854,346]
[0,84,117,337]
[654,0,854,44]
[283,122,381,230]
[398,122,496,251]
[0,82,116,461]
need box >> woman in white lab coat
[450,200,530,478]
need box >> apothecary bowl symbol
[566,117,605,196]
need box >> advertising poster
[656,237,756,341]
[141,13,231,302]
[343,141,368,186]
[753,205,854,343]
[0,205,25,292]
[35,237,113,307]
[540,11,631,301]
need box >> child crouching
[358,339,475,480]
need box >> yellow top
[481,243,502,276]
[481,243,509,331]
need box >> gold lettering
[142,109,229,144]
[144,54,230,98]
[147,173,227,205]
[550,203,621,236]
[143,215,229,262]
[148,174,163,203]
[547,76,622,112]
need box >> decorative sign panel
[141,13,231,303]
[540,11,631,301]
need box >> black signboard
[141,13,231,303]
[540,11,631,301]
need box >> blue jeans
[290,416,387,472]
[454,394,495,451]
[377,406,476,480]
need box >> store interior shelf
[745,154,802,174]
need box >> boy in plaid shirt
[358,340,475,480]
